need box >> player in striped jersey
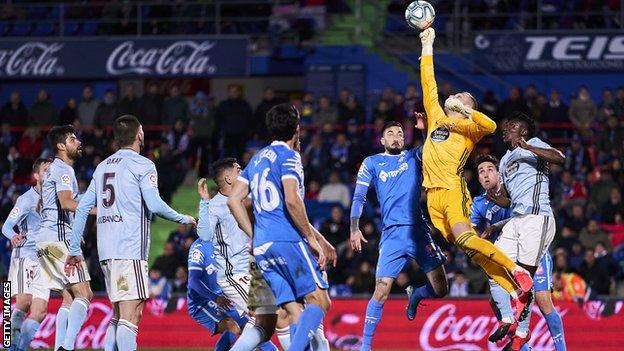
[2,158,51,351]
[66,115,196,351]
[37,125,94,351]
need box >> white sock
[231,324,264,351]
[116,319,138,351]
[55,305,70,351]
[63,297,91,350]
[10,309,26,347]
[104,319,119,351]
[17,318,41,351]
[311,324,330,351]
[276,326,291,350]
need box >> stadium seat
[47,6,60,20]
[63,21,80,36]
[11,23,32,37]
[81,21,98,36]
[32,23,55,36]
[0,22,9,36]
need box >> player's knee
[432,280,448,298]
[30,303,48,322]
[535,292,554,314]
[373,282,391,303]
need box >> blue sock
[63,297,90,350]
[291,305,324,351]
[490,280,514,322]
[545,310,566,351]
[116,320,138,351]
[413,283,436,299]
[215,331,237,351]
[258,340,279,351]
[17,319,40,351]
[55,305,70,351]
[361,298,383,351]
[10,309,26,348]
[230,325,264,351]
[104,319,118,351]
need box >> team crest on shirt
[9,207,20,219]
[505,161,519,177]
[61,174,71,186]
[149,173,158,187]
[205,263,216,275]
[190,249,202,263]
[430,126,450,142]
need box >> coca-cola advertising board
[26,297,623,350]
[0,38,248,79]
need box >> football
[405,0,436,30]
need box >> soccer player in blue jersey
[38,125,94,351]
[485,112,567,351]
[350,114,447,351]
[66,115,196,351]
[227,103,332,351]
[3,158,51,351]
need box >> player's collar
[271,140,291,149]
[382,150,406,157]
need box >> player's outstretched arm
[517,138,566,165]
[143,188,196,226]
[227,178,253,238]
[419,28,444,126]
[65,180,97,276]
[196,178,215,242]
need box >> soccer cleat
[488,321,514,342]
[57,348,69,351]
[405,286,426,321]
[512,267,534,293]
[503,331,531,351]
[514,289,534,322]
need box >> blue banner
[0,37,248,79]
[473,32,624,73]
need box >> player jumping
[3,158,52,351]
[486,112,566,350]
[350,116,447,351]
[66,115,196,351]
[228,103,332,351]
[415,27,533,318]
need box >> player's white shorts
[219,273,252,316]
[496,214,556,267]
[8,257,50,301]
[100,259,149,302]
[247,256,277,314]
[36,240,90,291]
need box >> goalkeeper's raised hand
[420,27,435,55]
[444,97,473,118]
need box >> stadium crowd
[1,81,623,302]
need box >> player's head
[48,125,82,159]
[445,92,477,114]
[502,111,536,147]
[381,121,404,155]
[266,103,300,143]
[32,157,52,185]
[475,154,500,191]
[212,157,241,189]
[113,115,144,149]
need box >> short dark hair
[47,125,75,154]
[266,103,299,141]
[113,115,141,147]
[475,154,499,169]
[211,158,237,185]
[382,121,403,133]
[33,157,53,172]
[507,111,536,138]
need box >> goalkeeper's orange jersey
[420,55,497,190]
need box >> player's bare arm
[487,183,511,208]
[227,179,254,238]
[517,138,566,165]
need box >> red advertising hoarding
[28,297,623,350]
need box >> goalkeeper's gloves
[420,28,435,56]
[444,97,473,118]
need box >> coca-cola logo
[0,42,64,77]
[106,41,218,76]
[419,303,566,351]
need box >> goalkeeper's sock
[116,319,138,351]
[469,251,519,294]
[455,231,517,272]
[489,280,514,322]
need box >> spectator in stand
[449,271,469,297]
[301,93,316,123]
[320,205,349,247]
[565,204,589,234]
[78,86,99,126]
[152,242,182,279]
[569,86,597,134]
[6,146,31,185]
[253,87,284,140]
[438,82,453,105]
[154,142,180,204]
[568,242,585,271]
[59,98,78,125]
[172,267,188,293]
[313,96,339,125]
[167,224,195,252]
[556,226,580,252]
[0,173,16,209]
[373,100,392,122]
[215,85,253,159]
[94,89,119,127]
[337,88,352,118]
[598,88,616,122]
[341,96,365,124]
[381,86,396,109]
[0,91,28,127]
[318,170,351,208]
[601,187,624,224]
[579,220,612,252]
[29,89,58,126]
[595,242,619,278]
[303,133,329,178]
[481,90,499,118]
[391,93,407,121]
[525,84,539,116]
[579,248,611,295]
[588,171,617,215]
[148,268,172,300]
[0,124,13,153]
[498,87,529,121]
[348,261,375,294]
[189,91,216,177]
[329,133,352,175]
[404,83,422,117]
[597,116,623,163]
[305,179,321,200]
[139,82,163,126]
[613,87,624,117]
[162,85,189,126]
[544,89,569,124]
[533,94,548,122]
[118,82,140,117]
[563,134,592,178]
[464,260,488,294]
[17,127,42,160]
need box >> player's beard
[386,144,403,155]
[69,147,83,160]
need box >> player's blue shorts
[533,253,553,292]
[376,224,445,279]
[254,240,329,306]
[190,304,244,335]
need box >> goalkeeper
[408,28,533,318]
